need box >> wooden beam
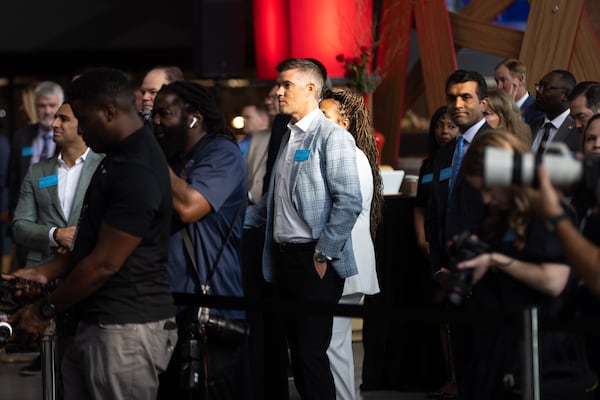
[373,0,414,166]
[461,0,518,22]
[414,0,457,115]
[450,13,522,59]
[519,0,584,92]
[569,3,600,82]
[402,0,515,113]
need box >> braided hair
[160,81,235,142]
[321,87,384,239]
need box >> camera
[0,276,56,351]
[0,320,12,349]
[484,142,582,188]
[439,231,489,305]
[198,311,249,345]
[180,320,206,391]
[179,309,249,392]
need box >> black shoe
[19,356,41,376]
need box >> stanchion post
[522,306,540,400]
[41,334,56,400]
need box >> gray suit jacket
[245,111,362,282]
[530,115,581,154]
[12,150,104,266]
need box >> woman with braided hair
[319,87,382,400]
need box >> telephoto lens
[484,142,582,188]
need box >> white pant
[327,293,363,400]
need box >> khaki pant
[61,318,177,400]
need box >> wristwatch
[314,251,328,263]
[39,301,56,319]
[545,212,569,232]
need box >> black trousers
[274,242,344,400]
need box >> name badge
[439,167,452,181]
[421,173,433,184]
[21,146,33,157]
[294,149,310,161]
[38,174,58,189]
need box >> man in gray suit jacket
[531,70,580,154]
[245,58,362,399]
[12,102,103,267]
[10,101,103,377]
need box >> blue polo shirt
[168,134,247,319]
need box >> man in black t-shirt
[7,68,177,400]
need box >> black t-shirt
[70,126,175,324]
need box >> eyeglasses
[535,81,569,93]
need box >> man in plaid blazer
[245,58,362,399]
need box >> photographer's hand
[524,166,564,219]
[9,303,51,343]
[457,253,494,284]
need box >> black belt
[276,241,316,253]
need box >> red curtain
[253,0,372,80]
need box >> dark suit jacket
[7,124,39,219]
[520,93,544,125]
[427,121,490,274]
[6,123,59,218]
[530,114,580,154]
[262,114,291,195]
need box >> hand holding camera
[523,165,567,221]
[438,231,489,305]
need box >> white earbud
[189,117,198,128]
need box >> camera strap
[181,197,245,313]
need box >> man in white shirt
[568,81,600,132]
[5,81,64,268]
[531,70,580,155]
[245,58,362,399]
[494,58,544,124]
[10,102,103,376]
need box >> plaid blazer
[245,111,362,282]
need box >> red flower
[336,43,381,94]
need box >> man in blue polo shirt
[152,81,248,399]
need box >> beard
[156,122,188,162]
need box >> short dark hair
[67,67,135,110]
[568,81,600,110]
[551,69,576,92]
[445,69,489,100]
[276,58,325,97]
[568,81,599,101]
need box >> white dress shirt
[532,109,570,153]
[48,148,90,245]
[273,108,322,243]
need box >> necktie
[40,132,53,160]
[536,122,553,156]
[449,135,465,199]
